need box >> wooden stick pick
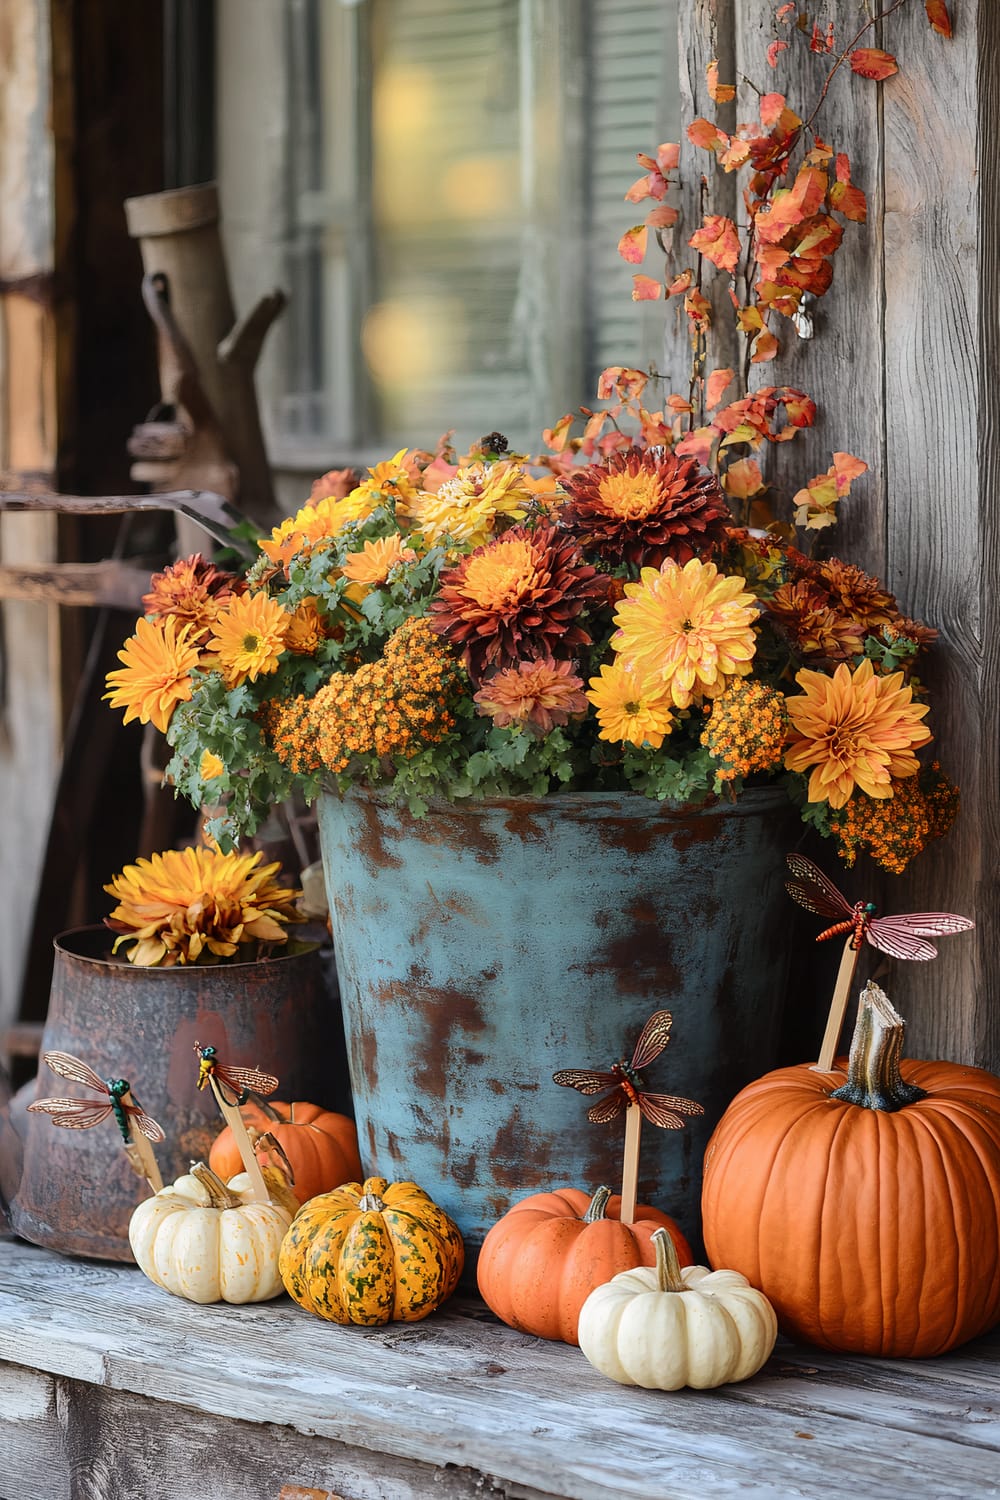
[812,936,861,1073]
[620,1103,642,1225]
[119,1087,163,1192]
[208,1078,270,1203]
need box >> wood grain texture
[1,1241,1000,1500]
[880,3,982,1061]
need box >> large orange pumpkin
[702,982,1000,1358]
[209,1101,362,1206]
[476,1184,693,1345]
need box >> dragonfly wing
[866,919,938,962]
[27,1098,113,1130]
[881,913,974,938]
[630,1011,673,1070]
[41,1051,106,1093]
[218,1065,280,1098]
[552,1069,619,1095]
[587,1090,626,1124]
[130,1108,166,1143]
[637,1096,685,1130]
[785,855,853,921]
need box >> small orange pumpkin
[476,1184,693,1345]
[702,982,1000,1357]
[209,1100,362,1205]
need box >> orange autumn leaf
[793,454,867,529]
[687,118,729,154]
[756,281,802,318]
[667,269,694,296]
[656,143,681,173]
[645,204,679,229]
[829,154,867,222]
[674,426,716,464]
[810,20,835,53]
[775,2,796,18]
[632,274,663,301]
[719,139,753,171]
[666,394,694,414]
[723,457,765,500]
[767,39,789,67]
[582,410,611,447]
[707,59,736,104]
[751,327,779,364]
[925,0,952,36]
[542,414,575,453]
[736,305,764,335]
[706,368,735,410]
[684,288,713,330]
[850,48,899,81]
[597,367,649,401]
[618,225,648,264]
[760,92,786,128]
[833,452,869,491]
[755,165,828,244]
[689,215,741,273]
[638,407,674,447]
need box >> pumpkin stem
[358,1191,386,1212]
[652,1228,686,1293]
[583,1185,613,1223]
[830,981,927,1113]
[189,1160,242,1210]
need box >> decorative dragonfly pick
[554,1010,703,1224]
[193,1042,279,1109]
[785,854,974,1070]
[27,1051,164,1191]
[193,1042,279,1205]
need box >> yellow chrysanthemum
[103,615,201,734]
[612,557,758,709]
[199,750,225,781]
[403,462,532,548]
[586,661,676,749]
[206,591,291,687]
[285,597,328,655]
[784,657,932,809]
[350,447,420,508]
[341,534,417,586]
[105,846,301,967]
[259,492,383,568]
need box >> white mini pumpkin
[578,1227,777,1389]
[128,1160,293,1305]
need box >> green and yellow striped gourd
[278,1175,464,1325]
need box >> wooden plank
[1,1241,1000,1500]
[0,559,151,608]
[879,4,985,1062]
[0,1363,70,1500]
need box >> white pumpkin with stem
[578,1227,777,1389]
[129,1160,293,1304]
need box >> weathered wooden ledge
[0,1236,998,1500]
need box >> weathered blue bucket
[317,786,794,1258]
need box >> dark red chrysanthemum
[428,522,609,683]
[142,553,242,644]
[558,447,730,568]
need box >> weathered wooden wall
[0,0,62,1038]
[671,0,998,1068]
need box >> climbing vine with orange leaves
[544,0,953,540]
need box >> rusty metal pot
[318,786,796,1262]
[10,927,347,1261]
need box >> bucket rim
[52,923,324,971]
[319,781,792,822]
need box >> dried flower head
[767,579,866,662]
[142,554,241,644]
[105,847,302,967]
[560,447,730,568]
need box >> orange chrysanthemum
[818,559,896,630]
[784,657,932,808]
[206,591,291,686]
[767,579,866,662]
[105,846,301,967]
[199,750,225,781]
[103,615,201,734]
[612,557,758,709]
[142,554,241,644]
[341,535,417,586]
[560,447,730,568]
[586,661,676,749]
[259,491,384,569]
[429,522,608,682]
[285,597,329,655]
[474,658,587,734]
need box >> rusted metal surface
[9,927,348,1262]
[0,487,244,549]
[318,788,796,1261]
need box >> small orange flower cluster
[828,764,960,874]
[701,680,788,782]
[305,617,466,773]
[261,694,324,776]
